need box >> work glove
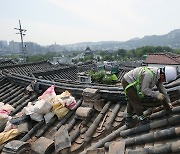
[157,93,164,101]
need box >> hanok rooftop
[145,53,180,65]
[0,59,180,154]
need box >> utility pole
[14,20,27,62]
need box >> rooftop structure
[0,60,179,154]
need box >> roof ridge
[165,53,180,63]
[147,53,180,64]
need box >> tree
[154,46,164,53]
[103,55,113,61]
[134,48,144,58]
[99,51,108,57]
[26,52,61,62]
[117,49,127,58]
[174,49,180,54]
[162,46,173,53]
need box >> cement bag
[2,104,14,113]
[53,95,65,107]
[0,102,4,108]
[0,119,7,131]
[52,103,69,119]
[23,102,43,122]
[38,85,56,102]
[0,103,14,114]
[65,96,76,110]
[0,129,19,145]
[0,103,14,131]
[23,102,35,115]
[4,119,15,132]
[59,90,71,99]
[34,99,52,114]
[30,112,44,122]
[0,112,8,132]
[0,110,9,127]
[44,112,55,124]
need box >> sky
[0,0,180,46]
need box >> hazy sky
[0,0,180,45]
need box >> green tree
[99,51,108,57]
[26,52,61,62]
[103,55,113,61]
[134,48,144,58]
[174,49,180,54]
[83,55,94,62]
[154,46,164,53]
[117,49,127,58]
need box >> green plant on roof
[93,70,106,82]
[88,70,118,84]
[88,70,105,82]
[102,74,118,84]
[87,70,94,76]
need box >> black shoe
[139,117,149,125]
[125,117,134,127]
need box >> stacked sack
[0,102,15,132]
[23,85,77,122]
[52,90,77,119]
[23,85,55,122]
[0,102,20,145]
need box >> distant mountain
[63,41,122,51]
[122,29,180,49]
[64,29,180,50]
[1,29,180,54]
[128,37,141,41]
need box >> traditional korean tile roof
[0,60,17,66]
[32,62,97,82]
[32,66,78,81]
[0,61,54,76]
[117,67,132,82]
[77,62,97,73]
[145,53,180,65]
[0,62,180,154]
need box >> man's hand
[164,102,173,114]
[168,103,173,110]
[157,93,164,101]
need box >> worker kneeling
[122,66,177,127]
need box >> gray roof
[0,61,180,154]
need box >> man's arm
[156,82,172,110]
[156,82,171,103]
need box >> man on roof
[122,66,177,127]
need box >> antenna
[14,20,27,62]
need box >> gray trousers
[122,77,163,116]
[122,77,144,116]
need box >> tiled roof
[0,61,54,76]
[145,53,180,64]
[0,62,180,154]
[32,62,97,82]
[117,67,132,82]
[0,60,17,66]
[33,66,78,81]
[2,72,124,101]
[77,63,97,73]
[0,60,180,154]
[174,56,180,63]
